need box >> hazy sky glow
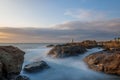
[0,0,120,43]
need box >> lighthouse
[71,38,74,43]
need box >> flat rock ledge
[0,46,27,80]
[84,51,120,75]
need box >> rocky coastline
[47,40,120,75]
[0,39,120,80]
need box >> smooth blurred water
[0,43,120,80]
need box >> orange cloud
[0,32,14,40]
[0,32,17,43]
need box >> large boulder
[48,44,86,58]
[0,46,25,80]
[24,61,49,73]
[84,51,120,75]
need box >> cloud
[64,9,106,21]
[55,18,120,32]
[0,18,120,43]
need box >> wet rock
[48,44,86,58]
[84,51,120,75]
[15,75,30,80]
[0,61,3,80]
[24,61,49,73]
[46,44,55,47]
[0,46,25,80]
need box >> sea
[0,43,120,80]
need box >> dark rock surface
[48,44,86,58]
[24,61,49,73]
[46,44,55,47]
[15,75,30,80]
[0,46,25,80]
[84,51,120,75]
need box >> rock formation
[15,75,30,80]
[97,41,120,51]
[24,61,49,73]
[84,51,120,75]
[0,46,25,80]
[48,44,86,58]
[81,40,97,49]
[46,44,55,47]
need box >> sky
[0,0,120,43]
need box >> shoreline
[0,40,120,80]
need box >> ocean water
[0,43,120,80]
